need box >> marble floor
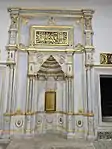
[0,134,112,149]
[2,133,94,149]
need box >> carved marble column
[25,52,36,135]
[0,69,5,133]
[83,9,95,139]
[3,9,20,138]
[6,65,15,113]
[2,64,15,138]
[36,76,39,111]
[6,9,19,112]
[66,77,74,134]
[33,76,38,111]
[25,76,34,135]
[66,52,74,138]
[27,76,33,112]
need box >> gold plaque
[35,31,68,45]
[45,91,56,112]
[30,26,73,47]
[100,53,112,64]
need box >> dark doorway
[100,75,112,122]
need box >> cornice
[7,7,94,18]
[86,64,112,68]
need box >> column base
[66,132,75,139]
[87,135,96,141]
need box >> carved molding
[3,111,94,117]
[8,7,94,18]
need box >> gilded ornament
[35,31,68,46]
[100,53,112,64]
[30,26,73,47]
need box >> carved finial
[48,16,56,25]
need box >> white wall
[0,0,112,62]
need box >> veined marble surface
[0,134,112,149]
[6,133,94,149]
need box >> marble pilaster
[6,65,14,113]
[65,53,74,138]
[6,8,19,113]
[25,76,33,134]
[3,64,15,138]
[83,10,95,139]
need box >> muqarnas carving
[100,53,112,64]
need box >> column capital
[8,8,20,30]
[82,9,94,18]
[8,7,20,15]
[65,75,74,80]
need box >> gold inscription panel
[45,91,56,112]
[35,31,68,45]
[30,26,73,47]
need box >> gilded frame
[30,25,74,47]
[45,91,56,112]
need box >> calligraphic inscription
[35,31,68,46]
[100,53,112,64]
[30,26,73,47]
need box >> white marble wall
[0,7,97,140]
[0,66,7,131]
[16,52,28,112]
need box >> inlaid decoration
[100,53,112,64]
[36,31,67,45]
[30,26,73,47]
[98,131,112,139]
